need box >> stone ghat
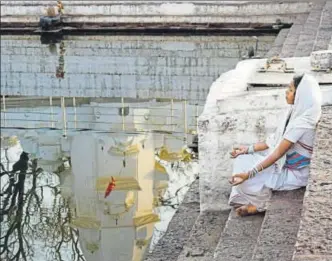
[145,107,331,261]
[144,57,332,261]
[267,0,332,58]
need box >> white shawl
[266,74,322,171]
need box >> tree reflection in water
[0,150,85,261]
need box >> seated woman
[228,73,322,216]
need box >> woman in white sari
[228,74,322,216]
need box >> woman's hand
[229,172,249,186]
[230,146,248,158]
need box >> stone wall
[0,35,274,102]
[1,1,312,24]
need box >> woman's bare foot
[236,204,258,217]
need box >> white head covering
[266,74,322,170]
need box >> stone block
[311,50,332,70]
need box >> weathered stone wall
[0,35,274,101]
[199,90,289,211]
[0,1,312,24]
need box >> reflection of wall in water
[1,98,203,134]
[1,35,275,101]
[70,133,156,261]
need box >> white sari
[228,74,322,211]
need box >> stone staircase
[144,182,306,261]
[294,1,328,56]
[265,28,290,57]
[279,14,309,57]
[145,102,332,261]
[268,0,332,58]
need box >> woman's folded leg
[228,153,274,212]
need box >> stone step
[144,179,200,261]
[280,14,308,57]
[213,209,264,261]
[312,1,332,52]
[251,189,306,261]
[294,1,326,56]
[176,210,230,261]
[265,28,290,57]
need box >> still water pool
[0,34,275,261]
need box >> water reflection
[0,141,84,261]
[0,96,202,135]
[0,130,198,261]
[1,33,275,261]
